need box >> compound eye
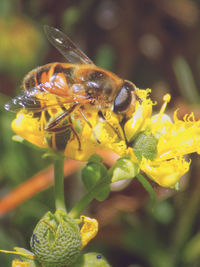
[113,82,132,113]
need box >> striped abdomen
[23,63,75,91]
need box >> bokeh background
[0,0,200,266]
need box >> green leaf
[82,160,110,201]
[110,157,139,183]
[136,173,156,206]
[82,163,107,189]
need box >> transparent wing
[4,83,90,113]
[4,88,43,112]
[44,25,94,65]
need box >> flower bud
[132,131,158,161]
[71,252,111,267]
[30,209,82,267]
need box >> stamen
[156,94,171,123]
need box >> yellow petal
[12,259,30,267]
[80,216,98,249]
[140,157,190,187]
[124,90,153,142]
[156,112,200,160]
[0,249,34,259]
[11,111,48,148]
[93,120,126,156]
[64,139,97,161]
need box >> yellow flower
[80,216,98,248]
[11,111,48,148]
[156,112,200,160]
[9,87,200,188]
[126,93,200,187]
[140,157,190,187]
[9,86,150,161]
[10,102,128,161]
[64,108,127,160]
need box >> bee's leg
[78,109,101,144]
[46,123,82,151]
[45,103,81,150]
[98,110,122,140]
[119,116,129,146]
[45,104,77,131]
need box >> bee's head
[113,80,136,113]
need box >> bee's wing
[44,25,94,65]
[4,83,89,113]
[4,88,46,112]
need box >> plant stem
[54,157,67,212]
[69,176,110,219]
[136,173,156,206]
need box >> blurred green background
[0,0,200,266]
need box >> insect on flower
[5,26,139,151]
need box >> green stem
[69,176,110,219]
[54,157,67,212]
[136,173,156,206]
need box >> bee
[5,26,138,150]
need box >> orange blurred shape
[0,150,118,216]
[0,159,83,216]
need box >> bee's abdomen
[23,63,75,90]
[23,64,51,90]
[52,63,74,86]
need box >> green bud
[30,209,82,267]
[132,131,158,161]
[71,252,111,267]
[110,156,139,182]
